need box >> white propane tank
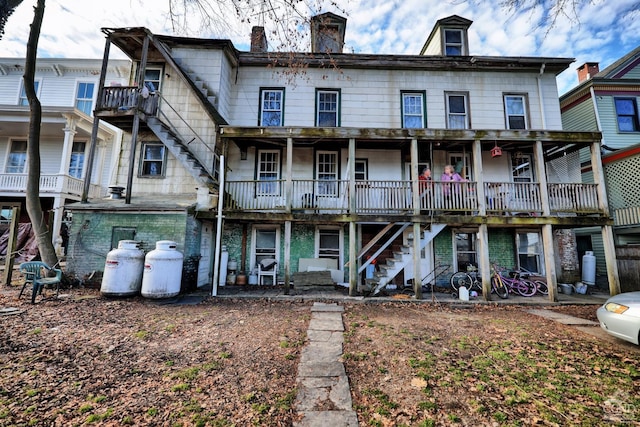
[219,245,229,287]
[141,241,184,299]
[581,251,596,285]
[101,240,145,297]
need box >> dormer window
[444,29,464,56]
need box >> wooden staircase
[366,223,446,296]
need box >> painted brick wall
[488,228,516,271]
[66,211,189,286]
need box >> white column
[542,224,558,302]
[51,196,64,252]
[602,225,621,296]
[59,116,77,175]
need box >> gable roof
[595,45,640,79]
[420,15,473,55]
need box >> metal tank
[141,240,184,299]
[100,240,145,297]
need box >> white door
[197,221,213,287]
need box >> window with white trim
[444,29,464,56]
[252,225,279,270]
[5,140,27,173]
[504,95,528,129]
[516,231,544,274]
[401,92,425,128]
[355,159,368,181]
[75,82,95,115]
[448,153,472,180]
[316,89,339,127]
[614,97,640,132]
[316,227,343,267]
[446,93,469,129]
[139,142,166,177]
[69,141,86,178]
[454,230,477,271]
[257,149,280,195]
[259,88,284,126]
[316,150,338,196]
[19,80,39,106]
[143,68,162,92]
[512,153,533,183]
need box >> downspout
[589,86,605,145]
[212,154,225,296]
[536,63,547,129]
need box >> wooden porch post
[285,137,292,213]
[473,140,486,216]
[82,35,111,203]
[534,140,550,216]
[413,222,423,299]
[478,224,491,300]
[349,221,357,296]
[348,138,356,214]
[411,138,419,215]
[2,206,21,286]
[590,141,610,214]
[542,223,558,302]
[602,225,621,296]
[284,221,291,295]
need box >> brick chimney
[250,26,268,53]
[577,62,600,83]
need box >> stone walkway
[294,302,358,427]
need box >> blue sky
[1,0,639,95]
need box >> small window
[253,226,279,270]
[19,80,39,106]
[504,95,528,129]
[316,150,339,196]
[139,142,166,177]
[69,141,86,179]
[144,68,162,92]
[517,231,544,274]
[111,227,136,250]
[401,92,425,128]
[444,29,464,56]
[259,88,284,126]
[5,140,27,173]
[446,93,469,129]
[454,231,477,271]
[355,159,368,181]
[75,82,95,115]
[316,89,340,127]
[257,149,280,195]
[512,153,533,183]
[614,98,640,132]
[316,227,342,265]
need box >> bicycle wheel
[450,272,473,293]
[516,279,537,297]
[534,280,548,295]
[491,275,509,299]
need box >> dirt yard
[1,284,638,426]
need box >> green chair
[19,261,62,304]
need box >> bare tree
[22,0,59,267]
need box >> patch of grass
[284,353,295,360]
[173,367,200,380]
[25,389,38,397]
[202,361,221,371]
[29,327,42,335]
[164,360,175,367]
[79,404,93,414]
[343,352,367,361]
[275,390,297,410]
[218,351,232,359]
[418,401,437,411]
[243,392,256,402]
[122,415,133,425]
[251,403,269,414]
[146,408,158,416]
[171,383,190,392]
[134,330,150,339]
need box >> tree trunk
[23,0,58,268]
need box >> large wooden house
[66,14,620,300]
[0,57,130,258]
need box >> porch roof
[219,126,601,159]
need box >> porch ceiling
[220,126,601,158]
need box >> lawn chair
[19,261,63,304]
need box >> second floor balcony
[223,179,603,218]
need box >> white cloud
[1,0,636,95]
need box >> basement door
[197,221,214,288]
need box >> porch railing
[612,206,640,226]
[224,179,604,217]
[0,174,103,199]
[98,86,158,115]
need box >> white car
[596,291,640,345]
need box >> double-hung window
[143,68,162,92]
[69,141,86,178]
[316,89,340,127]
[517,231,544,274]
[259,88,284,126]
[75,82,95,115]
[5,140,27,173]
[444,29,464,56]
[257,149,280,195]
[401,92,425,128]
[512,153,533,183]
[504,95,528,129]
[19,80,39,106]
[614,97,640,132]
[446,92,469,129]
[316,227,343,267]
[316,151,338,196]
[454,230,477,271]
[139,142,166,177]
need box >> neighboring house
[560,46,640,291]
[66,14,620,299]
[0,57,130,256]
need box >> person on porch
[441,164,465,211]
